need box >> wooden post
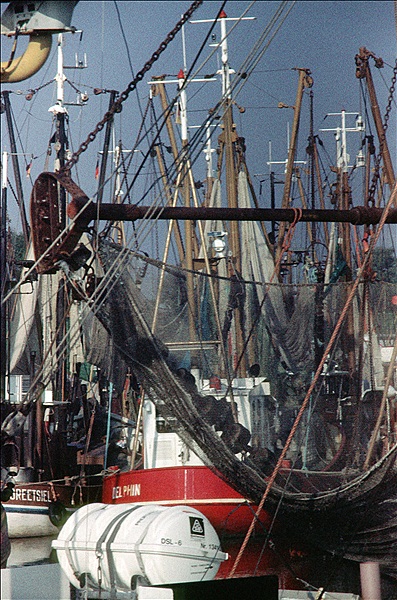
[276,68,313,265]
[360,561,381,600]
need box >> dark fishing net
[85,241,397,577]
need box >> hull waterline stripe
[4,505,50,515]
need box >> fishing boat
[2,1,397,598]
[1,0,106,542]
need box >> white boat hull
[4,478,102,538]
[5,505,58,538]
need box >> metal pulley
[30,171,91,274]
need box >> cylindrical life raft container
[52,503,228,592]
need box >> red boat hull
[102,465,310,587]
[102,465,271,534]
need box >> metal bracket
[30,171,91,273]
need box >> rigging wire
[85,0,259,213]
[229,180,397,577]
[51,0,295,239]
[118,1,228,202]
[2,1,392,482]
[3,4,396,588]
[3,157,384,400]
[3,2,392,442]
[13,2,217,324]
[112,0,151,142]
[107,0,297,231]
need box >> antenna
[320,110,366,171]
[190,11,255,99]
[147,73,217,143]
[182,16,188,72]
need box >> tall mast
[275,68,313,267]
[1,152,8,402]
[49,33,87,401]
[1,91,30,245]
[147,70,216,345]
[53,34,68,224]
[190,10,255,269]
[216,11,251,375]
[177,69,197,343]
[148,81,185,264]
[320,110,366,388]
[355,47,396,200]
[48,34,69,403]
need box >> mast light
[209,231,229,259]
[355,114,365,131]
[356,149,365,168]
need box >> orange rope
[281,208,303,253]
[229,183,397,578]
[273,207,303,280]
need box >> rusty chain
[61,0,203,173]
[367,57,397,205]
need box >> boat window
[155,410,177,433]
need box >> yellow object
[1,33,52,83]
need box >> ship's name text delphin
[112,484,141,499]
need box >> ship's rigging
[1,0,396,594]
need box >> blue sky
[1,1,396,232]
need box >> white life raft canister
[52,503,228,592]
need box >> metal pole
[55,37,67,403]
[1,152,8,402]
[2,91,30,245]
[356,48,395,192]
[66,199,397,225]
[270,171,276,246]
[178,70,196,341]
[360,562,381,600]
[97,90,117,205]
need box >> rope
[228,181,397,577]
[281,207,303,252]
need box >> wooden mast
[355,47,396,202]
[275,68,313,268]
[150,80,186,262]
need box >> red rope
[229,184,397,578]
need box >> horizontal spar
[68,198,397,225]
[30,172,397,274]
